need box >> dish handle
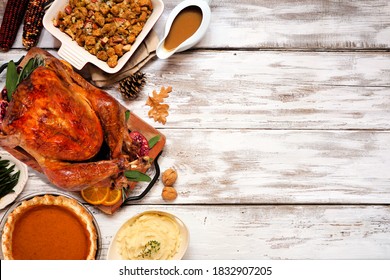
[58,44,88,70]
[122,151,162,204]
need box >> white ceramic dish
[0,154,28,210]
[107,210,189,260]
[43,0,164,73]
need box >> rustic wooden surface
[1,0,390,259]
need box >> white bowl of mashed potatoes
[107,210,189,260]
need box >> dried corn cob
[0,0,30,51]
[22,0,47,50]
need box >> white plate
[107,210,189,260]
[43,0,164,74]
[0,154,28,210]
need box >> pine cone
[119,72,146,100]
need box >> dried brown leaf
[146,86,172,124]
[152,86,171,102]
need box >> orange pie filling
[1,195,98,260]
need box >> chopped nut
[162,186,177,201]
[162,168,177,186]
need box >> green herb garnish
[5,61,18,101]
[148,135,161,149]
[5,55,44,101]
[17,56,44,85]
[0,156,20,199]
[138,240,161,258]
[125,110,130,122]
[124,170,151,182]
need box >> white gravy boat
[156,0,212,59]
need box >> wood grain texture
[93,205,390,259]
[202,0,390,49]
[131,129,390,205]
[2,128,390,204]
[102,50,390,130]
[1,48,390,206]
[3,0,390,50]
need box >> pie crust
[1,194,97,260]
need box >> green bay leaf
[6,61,18,101]
[148,135,161,149]
[124,170,151,182]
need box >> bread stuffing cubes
[53,0,153,68]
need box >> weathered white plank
[3,0,390,50]
[204,0,390,49]
[2,50,390,130]
[134,129,390,205]
[117,51,390,130]
[3,128,390,204]
[2,192,389,259]
[92,205,390,259]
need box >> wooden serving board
[1,48,166,215]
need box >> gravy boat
[156,0,211,59]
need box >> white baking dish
[43,0,164,74]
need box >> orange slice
[81,186,110,205]
[102,188,122,206]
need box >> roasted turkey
[0,48,144,191]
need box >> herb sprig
[138,240,161,258]
[5,55,44,101]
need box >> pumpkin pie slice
[1,194,98,260]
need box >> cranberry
[0,100,9,123]
[16,66,23,74]
[1,88,7,100]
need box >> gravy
[164,6,203,51]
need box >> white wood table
[1,0,390,259]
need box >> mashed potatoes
[116,212,182,260]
